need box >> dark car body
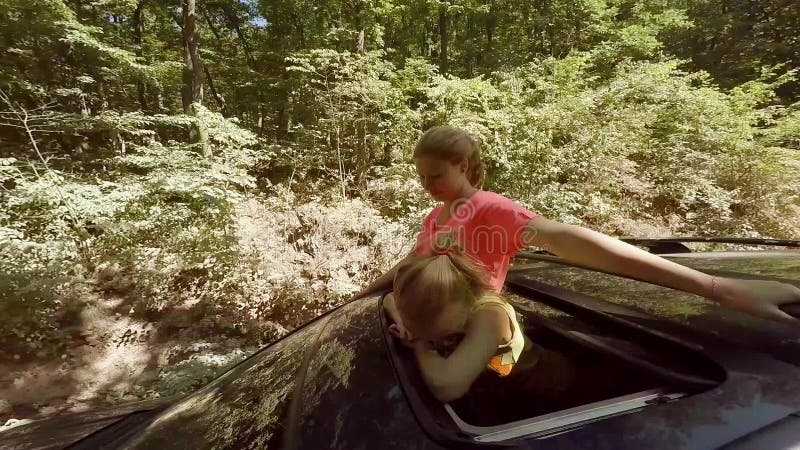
[2,240,800,450]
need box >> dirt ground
[0,293,255,431]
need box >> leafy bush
[228,190,412,328]
[0,111,260,355]
[409,57,800,235]
[282,49,420,193]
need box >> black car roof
[374,249,800,449]
[491,251,800,448]
[508,250,800,365]
[145,247,799,450]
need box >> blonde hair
[413,126,485,188]
[393,252,501,334]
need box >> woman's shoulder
[469,297,515,342]
[472,190,517,207]
[471,190,531,217]
[472,295,512,312]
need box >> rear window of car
[120,298,440,450]
[120,313,329,449]
[283,299,445,450]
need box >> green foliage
[0,109,260,355]
[393,55,800,235]
[0,0,171,114]
[764,106,800,150]
[665,0,800,100]
[283,49,420,191]
[364,163,435,221]
[2,0,800,416]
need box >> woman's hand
[384,292,416,347]
[712,277,800,324]
[389,322,416,348]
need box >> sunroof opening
[445,322,660,427]
[380,295,725,444]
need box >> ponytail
[393,245,496,332]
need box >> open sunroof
[379,282,725,445]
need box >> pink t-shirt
[413,190,538,292]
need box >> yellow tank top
[471,298,527,376]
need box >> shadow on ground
[0,290,258,429]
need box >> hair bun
[469,160,485,188]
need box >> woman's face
[414,157,469,202]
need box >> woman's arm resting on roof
[383,293,415,345]
[521,216,800,324]
[413,308,507,402]
[354,250,416,300]
[383,293,403,326]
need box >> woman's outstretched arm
[353,250,415,299]
[522,216,800,323]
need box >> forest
[1,0,799,422]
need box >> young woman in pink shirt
[355,126,800,402]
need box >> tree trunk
[73,0,82,19]
[182,0,203,112]
[465,14,473,77]
[182,0,210,157]
[220,4,256,69]
[203,65,227,115]
[94,73,107,113]
[201,5,222,40]
[154,81,165,112]
[484,0,495,68]
[336,123,345,199]
[438,2,449,75]
[290,10,307,48]
[133,0,148,110]
[422,23,429,57]
[356,29,365,53]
